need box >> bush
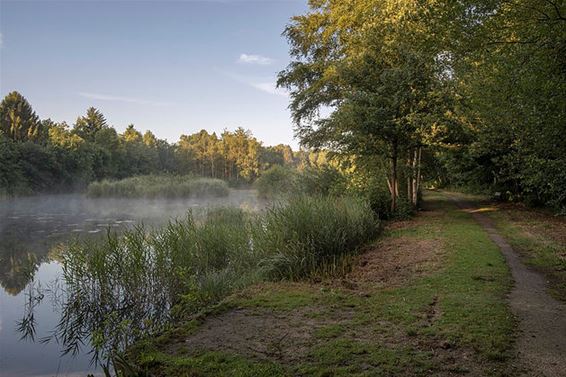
[298,166,347,196]
[254,165,300,198]
[87,175,229,199]
[256,165,347,199]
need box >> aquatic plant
[87,175,229,199]
[18,196,379,369]
[254,196,379,279]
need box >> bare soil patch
[348,237,443,287]
[177,307,336,363]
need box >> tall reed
[19,196,380,367]
[254,196,379,279]
[87,175,229,198]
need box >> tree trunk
[390,142,399,213]
[414,146,422,206]
[411,148,417,206]
[407,150,413,205]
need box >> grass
[87,175,230,198]
[22,196,379,368]
[130,191,516,376]
[255,196,379,280]
[437,190,566,301]
[485,205,566,301]
[135,351,287,377]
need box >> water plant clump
[87,175,229,199]
[255,196,379,280]
[18,196,379,368]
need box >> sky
[0,0,308,148]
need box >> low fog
[0,189,267,295]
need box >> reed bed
[19,196,379,366]
[87,175,229,198]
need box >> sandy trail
[449,194,566,377]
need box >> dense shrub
[299,166,347,196]
[255,165,347,199]
[87,175,229,199]
[254,165,300,198]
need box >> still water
[0,191,263,377]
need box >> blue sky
[0,0,308,148]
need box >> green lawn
[130,191,516,376]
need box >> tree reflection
[0,244,41,296]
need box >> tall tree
[278,0,451,210]
[73,107,108,142]
[0,91,43,142]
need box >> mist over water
[0,189,265,377]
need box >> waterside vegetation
[87,175,229,199]
[19,196,379,368]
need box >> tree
[434,0,566,210]
[278,0,450,210]
[143,130,157,147]
[0,91,43,142]
[73,107,108,142]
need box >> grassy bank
[87,175,229,199]
[129,191,516,376]
[29,196,379,366]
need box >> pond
[0,190,263,377]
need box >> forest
[275,0,565,215]
[0,92,312,195]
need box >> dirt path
[448,194,566,377]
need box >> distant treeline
[0,91,327,196]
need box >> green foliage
[0,133,29,196]
[299,165,346,196]
[0,92,309,197]
[255,196,379,280]
[87,175,229,199]
[278,1,457,212]
[0,91,43,142]
[73,107,108,142]
[254,165,300,198]
[20,196,378,366]
[255,164,347,199]
[427,0,566,212]
[278,0,565,213]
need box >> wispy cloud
[219,70,288,97]
[250,82,288,97]
[237,53,274,65]
[78,92,172,106]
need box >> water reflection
[0,191,264,377]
